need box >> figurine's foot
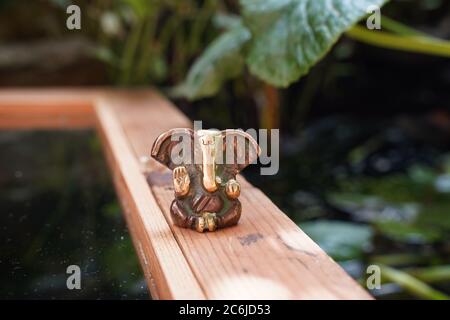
[195,216,206,233]
[194,212,217,232]
[203,212,217,232]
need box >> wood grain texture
[0,88,373,299]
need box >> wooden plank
[102,90,373,300]
[0,115,93,129]
[94,96,205,300]
[0,88,96,129]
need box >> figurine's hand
[225,179,240,199]
[173,166,190,197]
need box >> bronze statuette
[151,128,260,232]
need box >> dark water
[244,115,450,299]
[0,130,148,299]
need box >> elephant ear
[220,129,260,174]
[151,128,194,170]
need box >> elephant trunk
[198,130,219,193]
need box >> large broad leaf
[172,25,251,100]
[241,0,388,87]
[300,220,373,261]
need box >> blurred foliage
[2,0,449,128]
[243,111,450,299]
[171,19,250,99]
[330,159,450,245]
[0,0,224,86]
[301,221,374,261]
[177,0,450,100]
[176,0,389,98]
[288,123,450,299]
[328,164,450,242]
[87,0,223,86]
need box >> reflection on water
[0,131,148,299]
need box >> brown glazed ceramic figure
[151,128,260,232]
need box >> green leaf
[49,0,71,8]
[328,192,420,223]
[375,220,443,244]
[123,0,154,18]
[300,220,373,261]
[213,13,243,30]
[172,25,251,100]
[241,0,389,87]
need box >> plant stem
[380,264,449,300]
[135,15,157,84]
[260,84,280,130]
[346,25,450,58]
[120,19,145,85]
[380,15,430,38]
[371,253,437,267]
[406,265,450,284]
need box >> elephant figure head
[151,128,260,232]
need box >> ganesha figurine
[151,128,260,232]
